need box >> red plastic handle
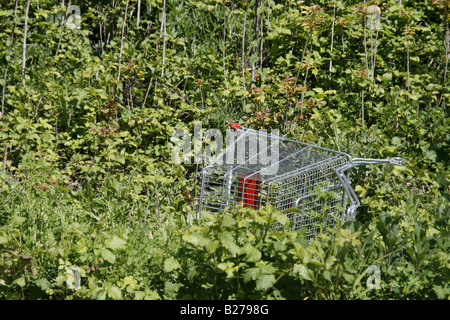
[229,123,242,130]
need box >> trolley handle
[335,156,405,218]
[349,157,405,167]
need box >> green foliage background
[0,0,448,300]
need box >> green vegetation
[0,0,448,300]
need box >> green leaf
[381,72,392,82]
[96,248,116,264]
[205,240,220,253]
[325,256,338,269]
[243,267,260,282]
[220,237,240,256]
[13,277,26,287]
[293,264,312,281]
[164,256,181,273]
[308,259,324,268]
[355,185,367,197]
[97,290,107,300]
[255,274,276,291]
[249,53,259,65]
[10,216,26,227]
[182,233,210,248]
[134,291,146,300]
[392,136,402,146]
[35,278,51,291]
[144,290,161,300]
[182,233,199,246]
[217,261,237,278]
[0,236,9,245]
[221,214,236,227]
[106,236,127,251]
[108,285,122,300]
[421,144,437,162]
[123,275,136,286]
[240,243,261,262]
[274,211,289,225]
[433,285,449,299]
[0,9,14,17]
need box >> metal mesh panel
[267,157,349,239]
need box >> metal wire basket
[198,123,405,239]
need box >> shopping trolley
[198,123,404,239]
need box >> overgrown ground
[0,0,449,299]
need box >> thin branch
[117,0,130,89]
[22,0,32,87]
[250,0,260,85]
[362,1,369,127]
[155,182,161,230]
[294,34,310,87]
[161,0,167,79]
[362,89,365,127]
[34,94,42,121]
[137,0,141,28]
[2,144,8,190]
[444,3,449,81]
[1,68,8,117]
[406,23,411,91]
[441,1,450,97]
[222,4,229,90]
[300,40,313,116]
[372,29,379,82]
[363,1,369,76]
[259,2,264,72]
[98,5,104,55]
[242,5,248,92]
[1,0,19,118]
[439,2,449,106]
[329,0,337,83]
[143,77,153,108]
[55,1,72,58]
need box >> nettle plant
[160,204,376,300]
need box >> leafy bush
[0,0,448,300]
